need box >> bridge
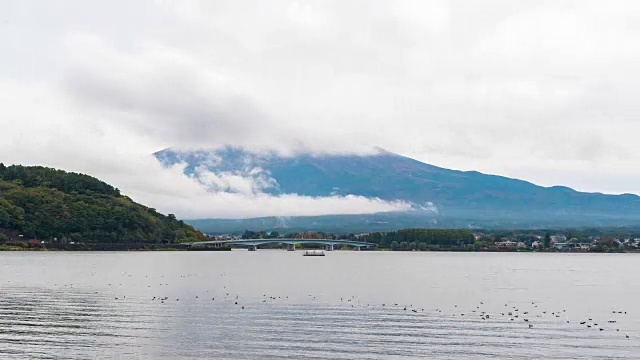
[187,238,377,251]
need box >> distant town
[478,233,640,252]
[200,229,640,252]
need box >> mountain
[154,147,640,233]
[0,164,200,243]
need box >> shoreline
[0,245,635,253]
[0,244,232,252]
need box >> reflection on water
[0,251,638,359]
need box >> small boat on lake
[302,250,325,256]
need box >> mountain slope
[155,147,640,231]
[0,164,200,242]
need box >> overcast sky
[1,1,639,219]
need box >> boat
[302,250,325,256]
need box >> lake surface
[0,251,639,359]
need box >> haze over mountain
[155,147,640,233]
[4,2,640,223]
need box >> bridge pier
[248,245,257,251]
[287,243,296,251]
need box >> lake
[0,251,638,359]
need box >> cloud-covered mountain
[155,147,640,232]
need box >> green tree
[544,233,551,249]
[0,165,197,243]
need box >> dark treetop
[0,164,199,243]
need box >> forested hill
[0,164,200,243]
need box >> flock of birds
[334,297,633,340]
[88,271,636,343]
[38,271,634,344]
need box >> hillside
[155,147,640,232]
[0,164,199,243]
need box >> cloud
[0,69,409,219]
[60,35,381,157]
[191,165,278,196]
[56,2,640,166]
[111,161,411,219]
[62,36,270,147]
[2,0,640,223]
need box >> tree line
[0,164,201,243]
[354,228,475,250]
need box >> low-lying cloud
[102,160,412,219]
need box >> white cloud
[108,160,411,219]
[0,76,408,219]
[191,165,278,196]
[2,0,640,222]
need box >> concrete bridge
[187,238,377,251]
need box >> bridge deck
[189,238,376,248]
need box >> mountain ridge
[154,146,640,232]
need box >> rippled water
[0,251,639,359]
